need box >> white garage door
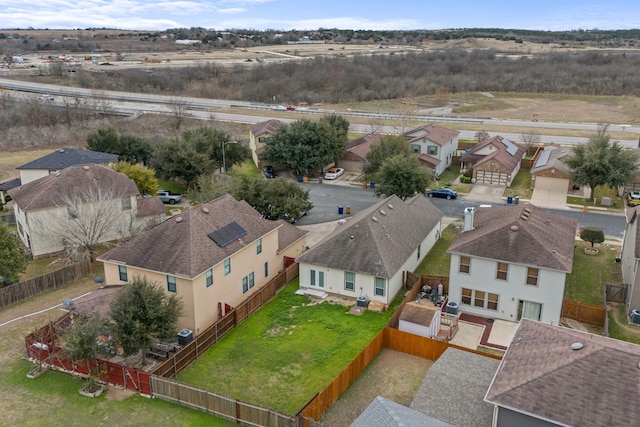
[531,177,568,208]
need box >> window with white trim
[206,269,213,287]
[224,258,231,275]
[344,271,355,291]
[374,277,385,297]
[167,275,177,293]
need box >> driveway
[466,184,506,204]
[530,180,568,209]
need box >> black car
[427,188,458,199]
[263,165,277,179]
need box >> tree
[61,315,107,393]
[520,130,541,156]
[375,154,432,200]
[182,127,249,173]
[0,222,27,286]
[580,226,605,248]
[184,174,234,205]
[474,130,489,142]
[231,176,313,221]
[363,134,414,183]
[151,137,215,189]
[566,125,639,199]
[166,97,189,130]
[262,118,348,176]
[112,161,159,196]
[87,127,152,165]
[109,276,182,362]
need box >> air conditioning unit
[632,309,640,325]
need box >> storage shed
[398,301,442,339]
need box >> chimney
[463,207,476,232]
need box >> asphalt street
[294,182,627,239]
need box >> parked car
[263,165,277,179]
[324,167,345,180]
[156,190,183,204]
[427,188,458,199]
[629,191,640,206]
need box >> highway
[1,77,639,147]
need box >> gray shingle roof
[485,319,640,426]
[352,396,454,427]
[296,194,443,278]
[98,194,297,278]
[411,348,500,427]
[399,302,440,326]
[460,136,525,172]
[249,119,284,137]
[17,148,117,170]
[448,204,577,272]
[8,164,139,212]
[530,147,572,175]
[404,124,460,146]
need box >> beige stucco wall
[19,169,51,185]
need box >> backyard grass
[228,159,260,178]
[564,241,622,306]
[414,224,461,276]
[503,169,533,199]
[157,179,185,194]
[608,304,640,344]
[178,280,398,415]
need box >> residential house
[98,194,307,334]
[460,136,525,186]
[8,164,163,259]
[398,301,442,339]
[248,119,285,170]
[485,318,640,426]
[620,206,640,314]
[530,144,581,194]
[447,204,577,325]
[17,147,118,185]
[403,124,460,178]
[339,133,384,174]
[296,194,443,305]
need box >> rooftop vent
[570,342,584,351]
[83,165,90,171]
[371,216,378,222]
[379,209,386,216]
[175,217,184,223]
[510,225,519,232]
[202,207,209,214]
[387,204,394,209]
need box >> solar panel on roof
[534,150,551,168]
[500,138,519,156]
[208,221,247,247]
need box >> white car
[271,105,287,111]
[38,94,54,101]
[324,167,345,180]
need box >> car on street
[271,105,287,111]
[324,167,345,180]
[38,94,54,101]
[263,165,277,179]
[427,188,458,199]
[286,105,296,111]
[629,191,640,206]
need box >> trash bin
[446,301,459,315]
[318,177,323,184]
[338,206,344,214]
[362,182,367,189]
[507,196,513,204]
[514,195,520,205]
[302,176,308,183]
[297,176,303,183]
[346,206,351,214]
[369,182,375,189]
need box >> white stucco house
[8,164,164,259]
[620,206,640,315]
[447,204,577,325]
[403,124,460,178]
[296,194,444,305]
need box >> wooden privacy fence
[151,376,294,427]
[562,299,606,326]
[152,263,298,379]
[605,283,628,303]
[0,260,91,309]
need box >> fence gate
[606,283,628,303]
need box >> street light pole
[222,140,238,174]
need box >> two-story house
[8,164,163,259]
[403,124,460,178]
[248,119,285,170]
[447,204,577,325]
[97,194,307,335]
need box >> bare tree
[166,97,190,130]
[475,130,489,142]
[520,130,541,156]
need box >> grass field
[564,241,622,306]
[178,280,397,415]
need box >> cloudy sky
[0,0,638,31]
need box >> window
[264,262,269,277]
[67,205,78,219]
[527,268,539,286]
[417,244,421,260]
[242,272,255,293]
[461,288,472,305]
[224,258,231,275]
[459,256,470,274]
[167,275,177,293]
[344,271,355,291]
[474,290,485,307]
[496,262,508,280]
[411,144,421,153]
[118,265,128,282]
[374,277,385,297]
[428,145,438,156]
[205,269,213,287]
[487,293,499,310]
[121,197,131,210]
[256,238,262,254]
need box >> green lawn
[414,224,460,276]
[608,304,640,344]
[567,185,623,209]
[564,241,622,305]
[157,179,186,194]
[178,280,397,415]
[504,169,533,199]
[228,160,260,178]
